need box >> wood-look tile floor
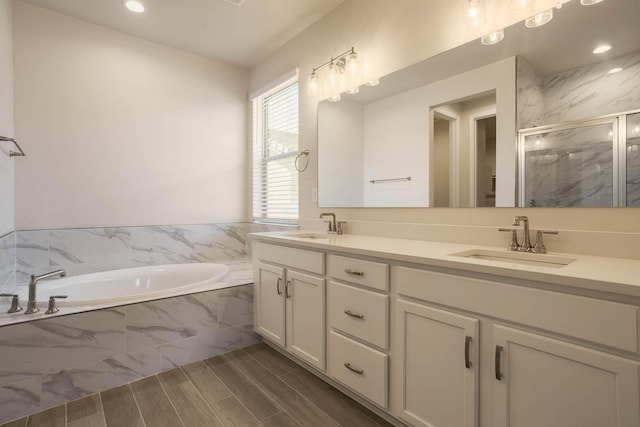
[3,343,395,427]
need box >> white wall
[317,100,364,206]
[250,0,640,233]
[13,2,249,230]
[0,0,14,236]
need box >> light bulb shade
[525,9,553,28]
[580,0,604,5]
[307,72,318,96]
[328,61,338,87]
[510,0,528,9]
[465,0,486,28]
[347,51,359,77]
[481,29,504,45]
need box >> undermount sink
[288,233,331,240]
[450,249,577,269]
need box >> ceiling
[20,0,345,68]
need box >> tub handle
[0,294,22,313]
[45,295,67,315]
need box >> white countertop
[250,231,640,298]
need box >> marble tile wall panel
[0,308,126,387]
[14,222,291,286]
[0,284,257,422]
[160,325,244,370]
[0,231,15,293]
[540,50,640,126]
[40,346,162,409]
[516,56,545,130]
[0,377,41,424]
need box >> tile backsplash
[0,222,290,292]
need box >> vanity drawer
[329,331,388,408]
[254,242,324,275]
[329,282,388,349]
[329,255,388,291]
[396,266,640,353]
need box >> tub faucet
[512,216,531,251]
[25,269,66,314]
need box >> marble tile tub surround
[300,219,640,261]
[0,231,16,293]
[0,283,259,424]
[10,222,289,289]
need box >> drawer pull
[344,362,364,375]
[495,345,504,381]
[285,280,291,299]
[276,277,282,296]
[465,336,472,369]
[345,269,365,277]
[344,310,365,319]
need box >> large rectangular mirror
[318,0,640,208]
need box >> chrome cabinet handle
[345,269,364,277]
[344,362,363,375]
[465,336,472,369]
[285,280,291,299]
[495,345,504,380]
[276,277,282,295]
[344,310,364,319]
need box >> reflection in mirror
[317,0,640,208]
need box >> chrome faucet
[319,212,345,235]
[25,270,66,314]
[512,216,531,251]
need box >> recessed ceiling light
[345,87,360,95]
[607,67,623,74]
[525,9,553,28]
[580,0,604,5]
[365,79,380,87]
[224,0,246,5]
[481,29,505,45]
[593,45,611,54]
[124,1,145,13]
[328,94,341,102]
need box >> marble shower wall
[0,284,259,424]
[11,222,289,289]
[0,232,15,293]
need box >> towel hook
[294,150,309,172]
[0,136,26,157]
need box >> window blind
[252,82,299,223]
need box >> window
[252,74,299,223]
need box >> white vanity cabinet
[394,266,640,427]
[327,254,390,408]
[253,242,326,370]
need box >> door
[397,299,479,427]
[493,325,640,427]
[254,262,285,346]
[286,270,325,370]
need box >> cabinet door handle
[344,310,365,319]
[464,336,472,369]
[344,362,364,375]
[285,280,291,299]
[276,277,282,296]
[495,345,504,381]
[345,269,364,277]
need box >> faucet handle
[45,295,67,315]
[532,230,559,254]
[337,221,347,235]
[498,228,519,251]
[323,221,334,232]
[0,294,23,313]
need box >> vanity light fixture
[525,9,553,28]
[307,47,360,97]
[466,0,487,28]
[593,44,611,54]
[124,0,145,13]
[481,29,505,45]
[580,0,604,5]
[607,67,623,74]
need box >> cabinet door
[286,270,325,370]
[493,325,640,427]
[397,299,479,427]
[254,262,286,346]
